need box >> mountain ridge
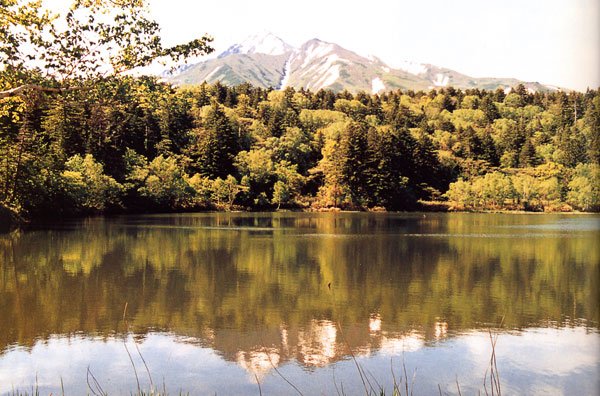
[168,33,555,93]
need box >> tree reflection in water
[0,213,598,393]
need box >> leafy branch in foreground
[0,0,213,97]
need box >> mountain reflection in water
[0,212,598,394]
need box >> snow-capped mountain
[218,31,293,58]
[282,39,395,92]
[168,33,553,93]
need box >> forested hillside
[1,77,599,219]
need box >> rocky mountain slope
[168,32,553,93]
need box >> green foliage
[187,173,214,207]
[445,178,474,209]
[0,0,213,86]
[273,161,304,208]
[211,175,244,209]
[299,109,348,132]
[1,78,599,218]
[0,0,213,217]
[567,163,600,211]
[313,133,350,208]
[492,118,522,152]
[451,108,487,129]
[235,148,274,186]
[127,154,192,209]
[61,154,123,212]
[538,177,562,208]
[340,121,371,206]
[581,95,600,163]
[272,180,290,209]
[446,172,515,210]
[368,127,415,208]
[472,172,515,208]
[444,161,595,212]
[333,99,367,121]
[272,126,316,173]
[518,139,538,167]
[189,100,239,178]
[511,174,541,209]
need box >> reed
[6,320,503,395]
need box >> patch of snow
[372,77,385,94]
[278,56,292,90]
[294,44,351,90]
[527,87,536,94]
[299,53,340,79]
[221,32,292,57]
[317,54,340,71]
[366,54,378,63]
[544,84,560,91]
[213,73,227,82]
[503,86,512,94]
[381,66,390,73]
[432,73,450,87]
[392,60,428,76]
[301,42,335,68]
[286,49,300,69]
[313,63,340,90]
[204,66,222,81]
[311,54,347,90]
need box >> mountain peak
[171,33,557,93]
[304,38,326,45]
[300,38,336,51]
[219,32,293,58]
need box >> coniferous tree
[340,121,371,206]
[479,128,500,166]
[412,129,445,196]
[518,138,537,167]
[42,97,88,160]
[369,127,414,209]
[582,94,600,164]
[190,100,239,179]
[480,94,500,123]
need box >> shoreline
[3,205,598,234]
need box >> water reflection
[0,213,598,393]
[1,327,597,395]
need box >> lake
[0,212,598,395]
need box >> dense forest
[1,0,598,224]
[1,76,599,220]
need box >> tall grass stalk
[87,365,107,396]
[259,334,304,396]
[483,329,501,396]
[254,373,262,396]
[122,302,155,394]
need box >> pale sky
[51,0,600,91]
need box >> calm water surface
[0,212,598,395]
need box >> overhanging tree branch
[0,84,81,98]
[1,0,214,97]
